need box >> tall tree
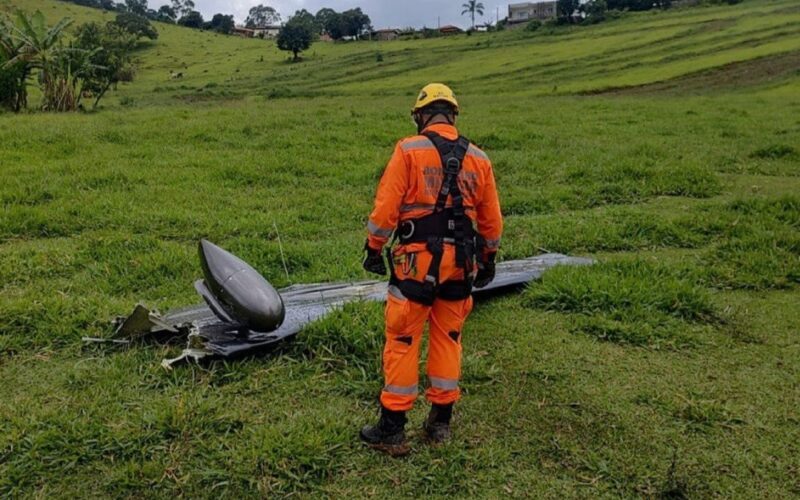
[170,0,194,19]
[291,9,317,35]
[323,12,345,40]
[124,0,147,15]
[74,21,136,108]
[315,7,337,35]
[207,13,234,34]
[557,0,580,22]
[581,0,607,21]
[461,1,484,30]
[341,8,371,38]
[112,12,158,40]
[178,10,204,29]
[276,14,313,61]
[157,5,176,23]
[245,4,280,28]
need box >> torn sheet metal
[103,241,592,368]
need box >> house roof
[373,28,400,33]
[439,25,463,31]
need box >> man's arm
[366,143,409,251]
[473,160,503,288]
[476,162,503,259]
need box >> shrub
[526,20,543,32]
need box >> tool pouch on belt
[387,132,476,305]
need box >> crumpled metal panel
[108,254,593,367]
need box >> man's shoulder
[394,134,491,163]
[466,141,490,162]
[397,134,436,153]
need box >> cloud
[184,0,509,29]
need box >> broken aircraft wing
[101,240,593,368]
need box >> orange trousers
[380,244,474,412]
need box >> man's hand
[363,241,387,276]
[473,253,496,289]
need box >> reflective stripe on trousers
[428,375,459,391]
[383,384,418,396]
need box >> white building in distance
[508,1,558,24]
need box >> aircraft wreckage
[90,240,593,368]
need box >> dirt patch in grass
[591,51,800,96]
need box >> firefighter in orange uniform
[360,83,503,455]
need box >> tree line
[53,1,374,64]
[1,9,156,112]
[55,0,237,34]
[553,0,736,25]
[55,1,373,39]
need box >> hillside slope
[2,0,799,105]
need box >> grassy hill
[0,0,798,497]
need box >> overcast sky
[184,1,512,29]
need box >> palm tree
[461,1,485,30]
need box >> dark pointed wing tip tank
[197,239,285,333]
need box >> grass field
[1,0,799,497]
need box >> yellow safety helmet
[412,83,459,114]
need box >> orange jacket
[367,123,503,257]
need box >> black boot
[360,406,410,456]
[423,403,453,444]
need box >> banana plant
[0,14,29,111]
[44,45,103,111]
[1,10,73,110]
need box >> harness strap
[388,132,475,305]
[423,131,472,270]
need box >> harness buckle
[399,220,416,241]
[444,157,461,175]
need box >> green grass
[523,259,722,348]
[1,0,799,497]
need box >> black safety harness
[387,131,483,305]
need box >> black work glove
[363,241,387,276]
[473,253,496,289]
